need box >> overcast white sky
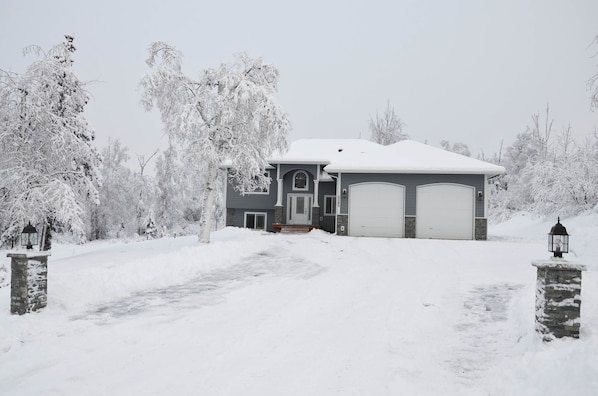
[1,0,597,170]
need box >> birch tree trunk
[198,166,219,243]
[140,46,291,243]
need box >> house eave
[323,166,506,175]
[269,159,331,166]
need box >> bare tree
[589,35,598,110]
[440,140,471,157]
[135,149,158,236]
[369,100,408,145]
[529,104,554,162]
[136,149,159,177]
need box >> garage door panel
[349,183,404,238]
[416,184,474,240]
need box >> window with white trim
[324,195,336,216]
[244,212,267,230]
[293,171,308,191]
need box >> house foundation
[405,217,416,238]
[226,208,235,227]
[336,214,348,236]
[474,218,487,240]
[312,206,320,227]
[274,206,284,224]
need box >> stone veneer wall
[312,207,320,227]
[475,218,487,240]
[532,259,586,340]
[274,206,284,224]
[336,214,348,236]
[226,208,235,227]
[9,253,49,315]
[405,217,416,238]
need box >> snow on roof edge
[223,139,506,175]
[323,164,506,175]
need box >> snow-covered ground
[0,214,597,395]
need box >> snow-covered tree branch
[140,43,291,243]
[368,100,408,145]
[589,35,598,110]
[440,140,471,157]
[0,35,101,247]
[488,107,598,221]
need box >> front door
[287,194,312,225]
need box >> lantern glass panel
[20,223,38,248]
[558,234,569,253]
[548,234,569,254]
[30,231,38,246]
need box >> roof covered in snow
[270,139,505,175]
[269,139,380,165]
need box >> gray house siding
[280,164,317,196]
[338,173,485,218]
[227,207,276,232]
[225,164,333,232]
[317,181,336,233]
[226,175,277,231]
[226,177,278,210]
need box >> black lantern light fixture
[548,217,569,258]
[21,222,38,250]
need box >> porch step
[272,224,320,234]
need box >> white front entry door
[287,194,312,224]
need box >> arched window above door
[293,171,308,191]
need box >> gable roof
[271,139,505,175]
[269,139,380,165]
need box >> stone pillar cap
[7,251,52,259]
[532,258,586,271]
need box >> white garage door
[416,184,474,240]
[349,183,404,237]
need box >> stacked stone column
[8,252,50,315]
[532,259,586,341]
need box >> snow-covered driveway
[78,246,325,321]
[0,228,596,395]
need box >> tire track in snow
[72,247,325,322]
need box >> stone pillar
[532,259,586,341]
[8,252,51,315]
[226,208,235,227]
[312,206,320,227]
[336,214,348,236]
[474,218,487,240]
[274,206,284,225]
[404,216,416,238]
